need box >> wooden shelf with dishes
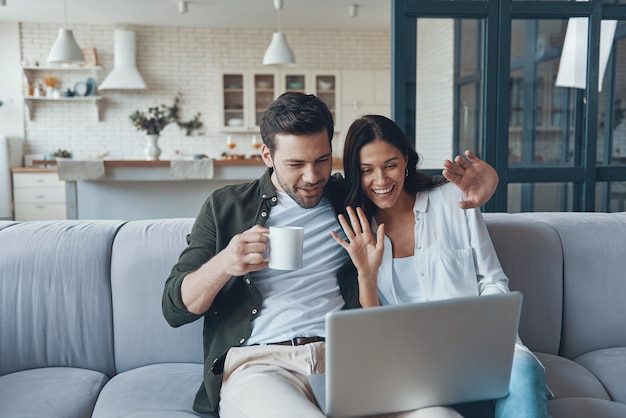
[22,65,103,121]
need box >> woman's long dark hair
[343,115,446,219]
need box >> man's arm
[442,150,498,209]
[181,225,269,315]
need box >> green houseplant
[129,94,204,160]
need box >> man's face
[261,131,333,209]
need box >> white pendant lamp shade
[263,0,295,66]
[48,28,85,64]
[263,32,295,66]
[99,29,147,90]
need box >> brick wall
[20,23,390,160]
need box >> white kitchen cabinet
[278,70,340,130]
[12,169,66,221]
[221,70,339,133]
[221,70,278,132]
[341,69,390,109]
[337,69,391,157]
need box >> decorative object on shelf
[81,47,98,67]
[48,0,85,64]
[74,81,88,96]
[33,84,44,97]
[129,94,204,160]
[263,0,295,66]
[85,77,97,96]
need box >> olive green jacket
[162,169,360,414]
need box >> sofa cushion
[0,221,17,232]
[575,347,626,403]
[0,220,124,378]
[484,213,563,354]
[548,397,626,418]
[522,212,626,360]
[0,366,108,418]
[121,413,208,417]
[110,218,203,373]
[534,352,610,401]
[91,362,214,418]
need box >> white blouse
[377,182,510,306]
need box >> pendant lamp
[263,0,295,66]
[48,0,85,64]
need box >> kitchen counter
[22,157,344,221]
[31,158,266,180]
[40,159,268,220]
[11,167,59,173]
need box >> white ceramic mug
[265,226,304,270]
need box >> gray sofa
[0,212,625,418]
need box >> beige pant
[218,343,463,418]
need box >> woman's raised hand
[330,206,385,306]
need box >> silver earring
[405,168,409,177]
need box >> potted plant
[129,93,204,160]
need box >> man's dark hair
[259,92,334,155]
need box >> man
[162,92,498,418]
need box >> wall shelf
[24,96,103,121]
[22,66,102,84]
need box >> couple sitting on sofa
[162,92,548,418]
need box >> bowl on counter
[227,118,244,127]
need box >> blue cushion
[91,363,214,418]
[0,367,108,418]
[576,347,626,403]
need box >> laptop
[309,292,522,418]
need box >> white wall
[0,22,25,140]
[18,23,390,161]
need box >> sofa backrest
[484,213,564,355]
[521,212,626,359]
[0,220,123,378]
[110,218,203,374]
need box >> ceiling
[0,0,391,31]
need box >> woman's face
[358,139,408,211]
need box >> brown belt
[266,336,325,346]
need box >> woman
[331,115,549,418]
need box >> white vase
[144,134,161,161]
